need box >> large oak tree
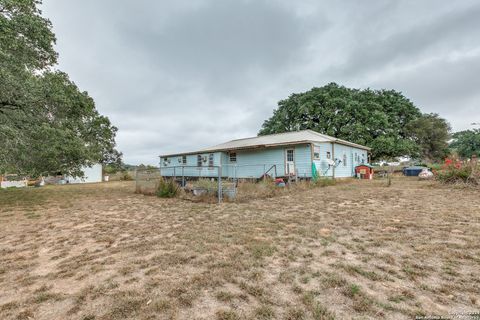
[0,0,121,177]
[259,83,450,161]
[405,113,451,162]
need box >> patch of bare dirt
[0,179,479,319]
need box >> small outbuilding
[355,164,374,179]
[64,164,103,184]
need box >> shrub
[193,178,219,192]
[120,172,133,181]
[435,159,479,186]
[156,178,179,198]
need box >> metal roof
[160,130,371,157]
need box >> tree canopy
[0,0,121,177]
[259,83,450,161]
[405,113,451,162]
[450,129,480,159]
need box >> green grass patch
[343,284,361,298]
[248,242,276,260]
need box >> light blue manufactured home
[159,130,371,179]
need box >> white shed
[65,164,103,184]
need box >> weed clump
[120,172,133,181]
[435,159,479,186]
[235,179,277,201]
[156,178,179,198]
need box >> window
[182,155,187,165]
[343,153,347,166]
[197,155,202,167]
[162,157,169,166]
[361,153,365,164]
[354,152,358,163]
[313,146,320,159]
[208,153,214,167]
[326,151,331,159]
[286,149,294,162]
[229,152,237,162]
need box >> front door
[285,148,295,175]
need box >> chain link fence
[136,164,291,203]
[135,168,161,195]
[136,166,225,202]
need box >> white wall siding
[65,164,103,183]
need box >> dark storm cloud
[42,0,480,164]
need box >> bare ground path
[0,179,479,319]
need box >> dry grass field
[1,178,479,320]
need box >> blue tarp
[403,166,427,176]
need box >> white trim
[285,148,295,175]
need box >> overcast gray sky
[42,0,480,165]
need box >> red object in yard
[355,165,374,180]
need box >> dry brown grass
[136,175,337,203]
[1,178,479,319]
